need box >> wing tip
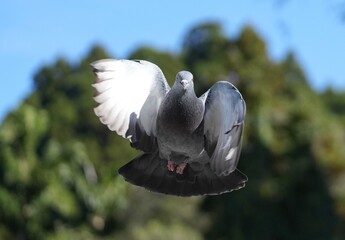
[90,59,119,71]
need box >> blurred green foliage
[1,22,345,239]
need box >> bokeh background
[1,1,345,239]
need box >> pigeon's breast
[156,104,205,160]
[157,92,204,132]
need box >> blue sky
[1,0,345,121]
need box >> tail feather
[118,151,247,196]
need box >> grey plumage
[91,59,247,196]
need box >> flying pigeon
[91,59,247,196]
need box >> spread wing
[201,81,246,176]
[91,59,170,151]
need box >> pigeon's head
[175,71,194,91]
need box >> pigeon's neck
[159,88,204,132]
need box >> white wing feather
[91,59,169,138]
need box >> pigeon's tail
[118,151,247,197]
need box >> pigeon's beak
[180,79,189,90]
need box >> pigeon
[91,59,247,196]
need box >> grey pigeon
[91,59,247,196]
